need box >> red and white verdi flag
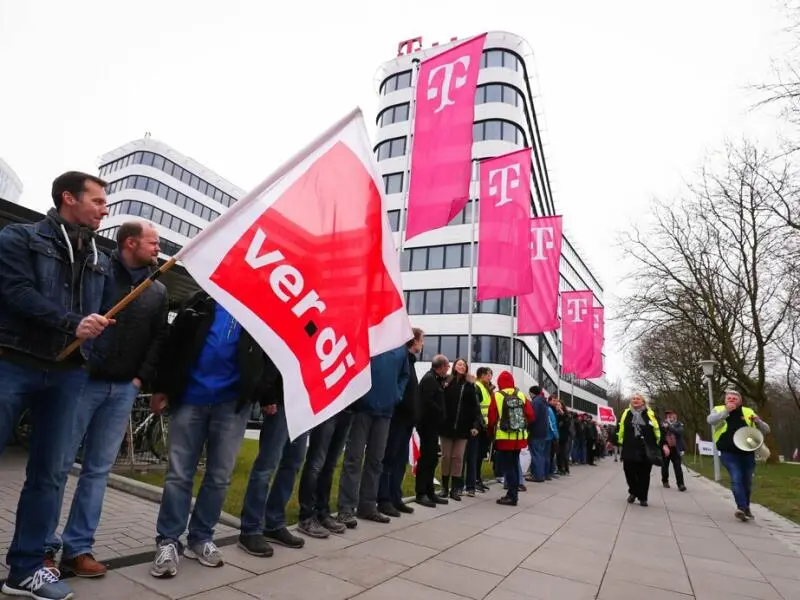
[176,109,412,439]
[405,33,487,241]
[476,148,534,301]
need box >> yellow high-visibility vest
[617,407,661,445]
[476,381,491,422]
[711,405,757,443]
[494,388,528,442]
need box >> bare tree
[619,142,799,461]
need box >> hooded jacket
[487,370,534,450]
[352,345,410,418]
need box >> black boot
[439,475,450,498]
[450,477,463,501]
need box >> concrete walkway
[1,456,793,600]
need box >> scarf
[45,207,98,266]
[631,406,647,438]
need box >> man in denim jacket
[0,171,115,600]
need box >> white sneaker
[150,541,179,578]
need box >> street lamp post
[699,359,721,482]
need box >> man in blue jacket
[336,345,410,526]
[527,386,550,482]
[0,171,116,600]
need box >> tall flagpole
[466,159,478,364]
[398,58,420,254]
[509,298,516,373]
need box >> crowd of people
[0,172,773,600]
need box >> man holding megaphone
[707,389,771,522]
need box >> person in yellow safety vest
[487,371,534,507]
[464,367,493,496]
[616,393,661,507]
[707,389,770,522]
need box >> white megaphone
[733,427,764,453]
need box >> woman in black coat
[617,393,662,507]
[438,358,480,501]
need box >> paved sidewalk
[3,456,791,600]
[0,447,238,579]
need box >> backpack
[498,389,527,433]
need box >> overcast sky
[0,0,792,383]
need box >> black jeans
[623,460,652,501]
[465,433,490,491]
[415,425,440,497]
[549,441,558,475]
[661,449,685,487]
[378,416,413,505]
[497,449,521,502]
[557,438,570,473]
[586,440,596,465]
[297,411,352,521]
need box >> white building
[96,137,244,257]
[0,157,23,204]
[374,31,608,413]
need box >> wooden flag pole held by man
[56,257,178,361]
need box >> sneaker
[2,567,73,600]
[237,533,274,557]
[744,508,755,520]
[394,502,414,514]
[184,541,224,568]
[44,551,59,577]
[60,553,107,578]
[466,489,476,497]
[627,494,636,504]
[662,481,670,488]
[735,509,748,522]
[150,541,180,578]
[378,502,401,518]
[263,527,305,549]
[357,510,390,524]
[336,511,358,529]
[319,514,347,534]
[518,484,527,492]
[678,485,687,492]
[415,495,436,508]
[298,517,330,539]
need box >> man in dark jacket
[527,386,550,482]
[661,409,687,491]
[378,328,424,517]
[336,345,410,526]
[0,172,115,600]
[415,354,450,507]
[148,292,274,579]
[49,221,169,578]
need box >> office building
[0,157,23,204]
[96,137,244,257]
[374,31,608,413]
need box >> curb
[70,463,242,529]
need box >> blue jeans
[498,449,521,502]
[240,406,308,534]
[156,400,249,548]
[298,411,351,521]
[48,379,139,558]
[0,359,87,580]
[529,438,549,481]
[720,451,756,510]
[378,417,413,506]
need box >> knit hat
[497,371,515,390]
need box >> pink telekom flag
[561,290,594,376]
[176,109,413,440]
[405,33,487,241]
[578,306,604,379]
[476,148,534,301]
[517,216,563,334]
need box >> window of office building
[378,103,411,127]
[106,199,201,238]
[399,242,477,271]
[473,120,526,145]
[383,172,404,194]
[381,70,413,94]
[375,137,407,161]
[386,200,477,233]
[481,49,521,71]
[476,83,522,107]
[99,150,238,208]
[106,175,220,222]
[419,334,534,370]
[98,225,184,256]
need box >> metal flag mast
[398,58,421,254]
[510,298,516,373]
[466,159,479,364]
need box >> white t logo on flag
[487,163,521,207]
[593,311,601,329]
[566,297,589,323]
[427,56,471,113]
[530,226,555,261]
